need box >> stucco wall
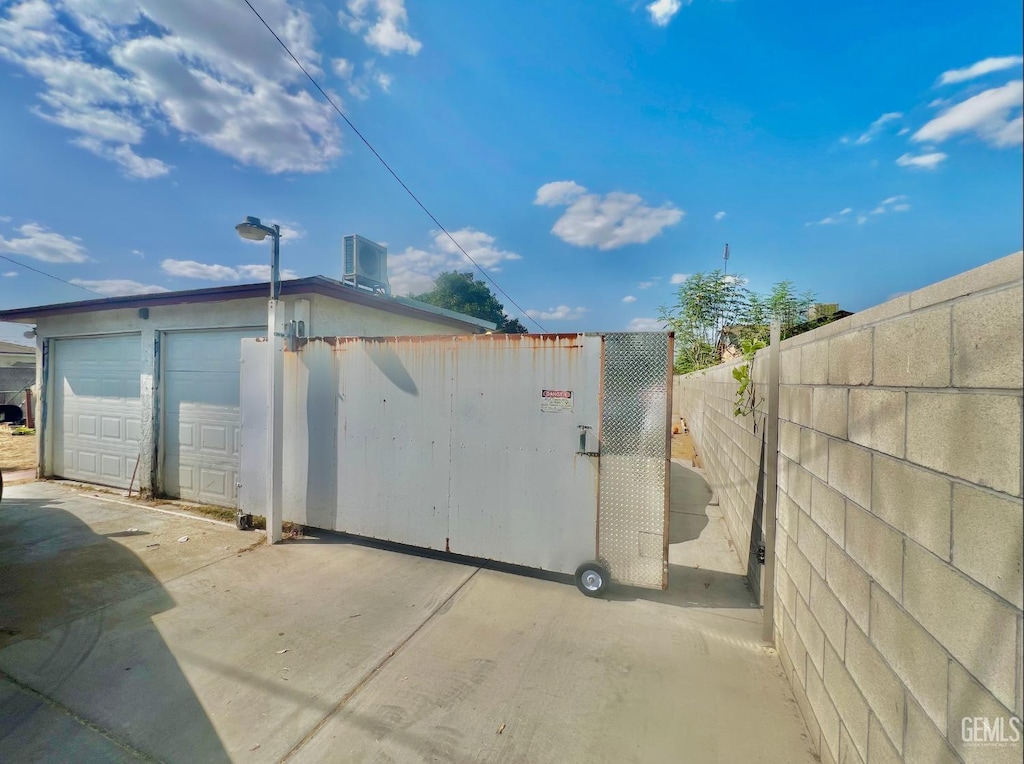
[32,292,479,495]
[676,252,1023,764]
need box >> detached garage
[0,277,491,505]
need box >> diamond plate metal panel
[598,333,671,588]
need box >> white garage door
[53,335,142,489]
[163,329,261,506]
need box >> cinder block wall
[676,252,1023,764]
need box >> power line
[0,254,104,296]
[239,0,547,333]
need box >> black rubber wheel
[574,561,609,597]
[0,469,4,504]
[235,513,252,531]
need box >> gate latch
[577,425,600,457]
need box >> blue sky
[0,0,1021,341]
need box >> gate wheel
[235,513,252,531]
[574,561,609,597]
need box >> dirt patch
[0,428,37,472]
[671,423,700,467]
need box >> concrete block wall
[676,252,1023,763]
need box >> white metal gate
[240,333,671,589]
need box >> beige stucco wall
[32,292,479,495]
[677,252,1023,763]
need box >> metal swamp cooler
[239,333,673,596]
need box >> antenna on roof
[723,243,730,277]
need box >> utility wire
[0,254,104,296]
[240,0,546,333]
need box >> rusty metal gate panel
[447,334,602,573]
[240,331,671,590]
[597,333,672,589]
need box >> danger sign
[541,389,573,412]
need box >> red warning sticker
[541,389,573,412]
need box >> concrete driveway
[0,473,815,763]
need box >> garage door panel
[101,417,121,439]
[53,335,141,489]
[163,329,260,507]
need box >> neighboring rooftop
[0,276,495,333]
[0,340,34,357]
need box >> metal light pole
[235,216,283,544]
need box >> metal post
[762,321,781,644]
[271,225,281,301]
[266,225,283,544]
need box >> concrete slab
[0,482,248,649]
[0,480,814,764]
[0,678,142,763]
[290,567,811,763]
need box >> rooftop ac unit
[342,234,390,295]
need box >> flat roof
[0,276,495,333]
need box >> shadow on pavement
[0,493,230,762]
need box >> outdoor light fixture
[235,216,281,300]
[234,214,284,544]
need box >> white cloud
[0,0,343,177]
[669,273,689,284]
[0,222,89,262]
[808,198,906,226]
[896,151,948,170]
[332,57,393,100]
[638,281,655,289]
[534,181,587,207]
[74,137,171,178]
[855,112,903,144]
[388,228,522,295]
[161,259,298,281]
[3,271,17,277]
[526,305,588,321]
[714,211,726,221]
[69,278,168,296]
[868,195,912,216]
[939,56,1024,85]
[627,317,666,331]
[622,295,637,304]
[535,181,684,250]
[345,0,422,56]
[332,57,354,79]
[806,215,842,226]
[913,81,1023,148]
[131,249,144,257]
[646,0,689,27]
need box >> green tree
[742,280,818,343]
[659,271,818,373]
[658,270,751,373]
[412,271,528,333]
